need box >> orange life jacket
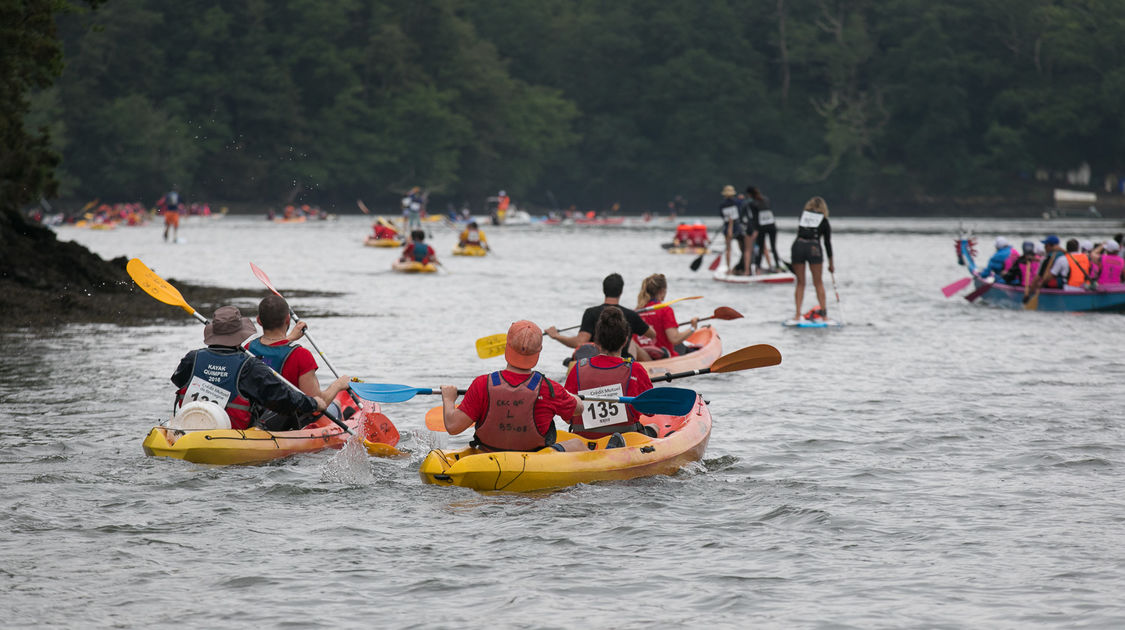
[1065,253,1092,288]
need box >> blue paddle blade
[349,383,433,403]
[623,387,697,416]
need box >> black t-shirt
[579,303,651,337]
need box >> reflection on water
[2,216,1124,626]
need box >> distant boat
[1044,188,1101,219]
[955,235,1125,312]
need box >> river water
[3,214,1124,628]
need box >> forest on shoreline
[20,0,1125,216]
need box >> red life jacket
[472,371,550,452]
[570,357,642,434]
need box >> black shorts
[791,238,823,265]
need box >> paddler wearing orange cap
[440,320,583,452]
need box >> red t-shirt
[261,339,318,387]
[637,301,678,355]
[458,370,577,434]
[564,355,653,422]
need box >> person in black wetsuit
[790,196,834,322]
[747,186,778,273]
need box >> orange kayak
[640,327,722,378]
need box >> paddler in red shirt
[440,320,590,452]
[245,295,350,430]
[633,273,698,360]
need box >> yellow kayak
[392,260,438,273]
[452,244,488,256]
[419,395,712,492]
[142,392,404,465]
[365,237,403,248]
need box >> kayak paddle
[964,281,992,302]
[676,306,741,327]
[474,296,705,359]
[941,277,972,297]
[649,344,782,382]
[350,383,466,403]
[126,258,355,436]
[353,382,694,414]
[420,387,698,432]
[250,262,400,447]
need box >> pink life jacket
[1016,259,1041,286]
[1097,254,1124,285]
[472,371,548,452]
[1001,249,1021,274]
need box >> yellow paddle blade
[475,333,508,359]
[126,258,197,316]
[646,295,703,311]
[425,405,447,432]
[376,216,399,232]
[710,344,782,372]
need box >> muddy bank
[0,209,337,328]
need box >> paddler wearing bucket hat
[171,306,327,430]
[440,320,583,452]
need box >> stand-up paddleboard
[713,265,794,284]
[782,318,844,328]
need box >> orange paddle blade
[425,405,447,432]
[712,306,742,320]
[710,344,782,373]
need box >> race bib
[720,205,740,221]
[182,375,232,408]
[798,210,823,229]
[579,384,626,429]
[758,209,775,225]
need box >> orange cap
[505,320,543,370]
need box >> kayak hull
[452,244,488,256]
[365,237,403,248]
[641,327,722,378]
[392,260,438,273]
[970,275,1125,311]
[142,391,401,465]
[419,395,712,492]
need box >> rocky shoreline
[0,209,261,328]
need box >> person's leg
[724,233,733,273]
[767,227,779,270]
[792,262,806,319]
[754,230,766,272]
[810,262,827,315]
[742,234,752,275]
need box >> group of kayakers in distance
[979,233,1125,295]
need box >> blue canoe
[956,237,1125,312]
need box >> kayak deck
[392,260,438,273]
[452,244,488,256]
[419,395,711,492]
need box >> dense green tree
[20,0,1125,212]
